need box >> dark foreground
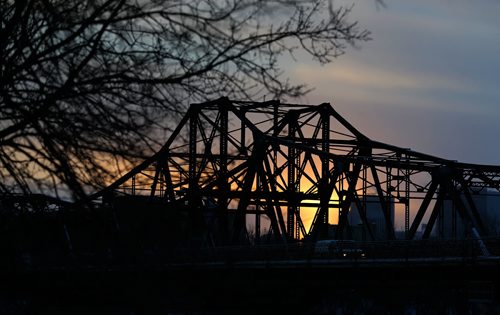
[2,257,500,314]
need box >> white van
[314,240,365,258]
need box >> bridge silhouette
[3,98,500,259]
[93,97,500,245]
[4,98,500,313]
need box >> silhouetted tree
[0,0,369,200]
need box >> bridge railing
[5,237,500,271]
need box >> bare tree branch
[0,0,369,200]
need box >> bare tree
[0,0,369,200]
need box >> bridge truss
[93,98,500,245]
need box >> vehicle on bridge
[314,240,366,259]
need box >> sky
[286,0,500,166]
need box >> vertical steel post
[189,107,198,202]
[295,151,301,241]
[386,166,392,237]
[188,106,200,243]
[287,112,297,240]
[218,102,229,243]
[320,107,330,238]
[404,159,410,238]
[132,175,136,195]
[240,109,246,156]
[362,165,367,239]
[255,175,261,244]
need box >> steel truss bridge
[90,98,500,246]
[5,98,500,315]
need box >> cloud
[294,61,474,93]
[283,1,500,166]
[286,1,500,117]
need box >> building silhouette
[348,195,395,241]
[438,189,500,239]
